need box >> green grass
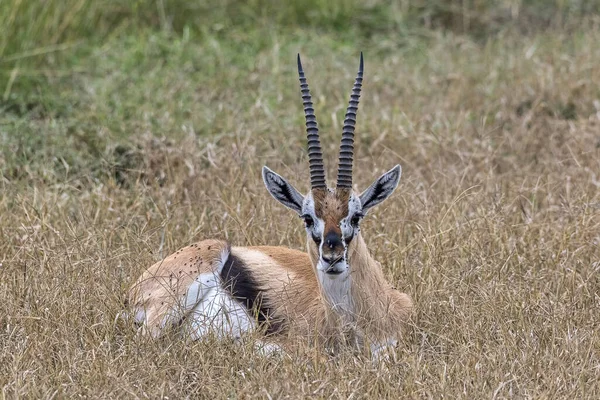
[1,0,600,398]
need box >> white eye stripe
[319,229,325,258]
[348,194,363,216]
[340,228,349,263]
[301,192,324,246]
[338,193,363,240]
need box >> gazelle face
[263,53,401,276]
[262,165,402,276]
[301,189,362,275]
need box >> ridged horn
[297,54,326,190]
[336,52,363,189]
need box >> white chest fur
[317,266,354,316]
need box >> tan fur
[313,189,350,236]
[345,234,413,342]
[235,247,325,337]
[128,239,227,336]
[129,242,326,338]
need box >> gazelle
[128,53,412,355]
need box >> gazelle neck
[312,233,396,339]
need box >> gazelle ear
[359,165,402,212]
[262,166,305,214]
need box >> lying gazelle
[128,53,412,355]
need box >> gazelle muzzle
[320,231,346,274]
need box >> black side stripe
[220,254,284,335]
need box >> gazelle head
[263,53,401,277]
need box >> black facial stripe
[220,254,284,335]
[312,233,321,244]
[344,232,353,244]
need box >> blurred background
[1,0,599,183]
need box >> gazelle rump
[128,53,412,355]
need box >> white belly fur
[173,247,258,341]
[184,271,256,340]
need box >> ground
[1,1,599,398]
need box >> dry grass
[1,16,600,399]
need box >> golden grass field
[1,1,599,398]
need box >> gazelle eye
[350,213,363,227]
[301,214,314,228]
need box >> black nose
[325,232,342,250]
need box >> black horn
[297,54,326,190]
[336,52,363,189]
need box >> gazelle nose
[325,232,342,249]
